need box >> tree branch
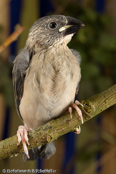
[0,24,25,54]
[0,84,116,160]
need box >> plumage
[12,48,30,120]
[12,15,84,160]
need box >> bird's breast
[19,47,81,129]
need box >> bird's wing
[12,48,31,120]
[70,49,81,97]
[70,49,81,66]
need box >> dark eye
[48,22,57,29]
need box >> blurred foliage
[0,25,4,44]
[58,2,116,164]
[77,141,102,161]
[0,59,14,106]
[62,4,116,99]
[0,24,14,107]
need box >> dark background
[0,0,116,174]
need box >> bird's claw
[74,126,81,134]
[68,100,84,134]
[17,125,30,159]
[68,107,73,119]
[69,100,84,124]
[75,100,84,108]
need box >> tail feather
[23,142,56,161]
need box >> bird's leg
[17,125,30,159]
[68,100,84,134]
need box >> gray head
[26,15,84,51]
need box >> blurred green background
[0,0,116,174]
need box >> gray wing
[12,48,31,120]
[70,49,81,97]
[70,49,81,66]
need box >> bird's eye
[48,22,57,29]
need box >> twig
[0,84,115,159]
[0,24,25,53]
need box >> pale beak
[59,25,73,32]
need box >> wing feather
[70,49,81,98]
[12,48,31,120]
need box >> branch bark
[0,24,25,54]
[0,84,116,160]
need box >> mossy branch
[0,84,116,159]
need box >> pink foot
[68,100,84,134]
[17,125,30,159]
[74,126,81,134]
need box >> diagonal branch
[0,24,25,54]
[0,84,116,159]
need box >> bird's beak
[59,16,85,35]
[59,25,73,32]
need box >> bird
[12,15,85,160]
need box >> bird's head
[26,15,85,51]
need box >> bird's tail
[23,142,56,161]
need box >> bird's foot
[68,100,84,134]
[74,126,81,134]
[17,125,30,159]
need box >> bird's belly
[50,81,76,117]
[19,77,77,130]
